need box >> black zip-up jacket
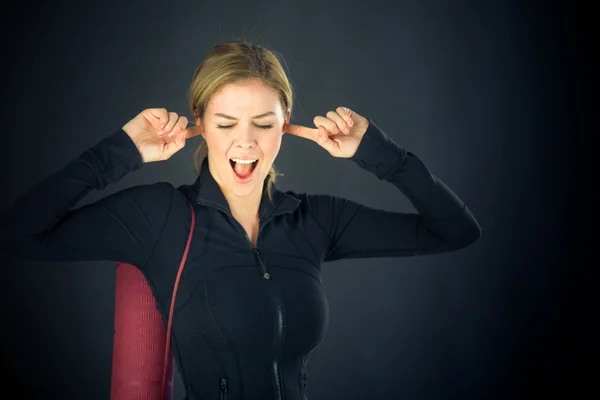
[0,118,481,399]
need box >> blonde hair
[188,40,293,201]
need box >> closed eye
[217,124,274,130]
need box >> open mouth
[230,158,259,182]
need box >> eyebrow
[214,112,276,120]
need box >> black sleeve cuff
[349,119,408,180]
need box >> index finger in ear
[284,123,318,140]
[184,125,204,139]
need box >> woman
[0,41,481,399]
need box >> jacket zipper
[220,377,228,400]
[198,198,285,400]
[254,248,284,400]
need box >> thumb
[316,125,335,153]
[162,131,187,159]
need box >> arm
[306,119,482,262]
[0,129,173,267]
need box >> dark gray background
[0,0,592,399]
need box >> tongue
[233,162,253,178]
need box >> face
[196,79,290,200]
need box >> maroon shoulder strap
[161,199,196,398]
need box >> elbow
[449,218,482,251]
[461,224,482,249]
[447,204,482,251]
[426,206,482,252]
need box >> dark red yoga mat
[111,262,174,400]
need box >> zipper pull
[220,377,228,393]
[252,249,270,279]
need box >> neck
[225,188,262,220]
[206,159,264,219]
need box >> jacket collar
[192,157,301,220]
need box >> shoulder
[115,181,178,201]
[106,182,182,219]
[285,190,349,211]
[282,190,352,226]
[112,182,199,234]
[283,189,362,230]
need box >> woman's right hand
[122,108,203,163]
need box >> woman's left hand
[283,107,369,158]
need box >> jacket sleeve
[0,129,173,267]
[306,119,482,262]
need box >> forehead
[207,79,281,112]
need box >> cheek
[260,133,283,158]
[205,134,233,154]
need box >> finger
[336,106,355,128]
[164,112,180,136]
[313,116,339,135]
[284,123,318,141]
[172,115,188,135]
[175,130,187,148]
[316,125,336,152]
[163,130,187,158]
[286,121,336,153]
[326,110,350,134]
[317,125,329,143]
[146,108,169,131]
[184,124,204,139]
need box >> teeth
[231,159,257,164]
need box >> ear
[280,109,291,137]
[194,117,206,139]
[193,108,204,137]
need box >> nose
[234,125,258,148]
